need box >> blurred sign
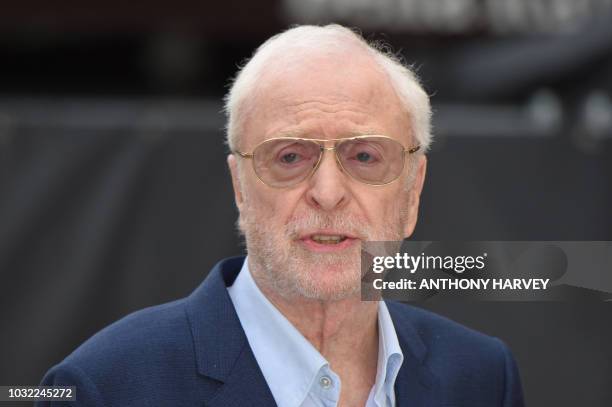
[283,0,612,35]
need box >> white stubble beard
[238,193,412,302]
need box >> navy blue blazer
[40,256,525,406]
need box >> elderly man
[40,25,524,406]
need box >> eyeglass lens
[252,137,406,187]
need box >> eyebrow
[274,130,305,138]
[273,128,384,139]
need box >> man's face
[228,49,427,301]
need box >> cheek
[245,184,304,222]
[353,185,404,221]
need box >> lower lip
[299,237,359,253]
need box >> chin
[290,262,362,301]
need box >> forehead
[241,47,412,148]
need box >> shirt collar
[228,257,327,406]
[373,300,404,406]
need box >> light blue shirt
[228,257,404,407]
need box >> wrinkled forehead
[240,46,411,146]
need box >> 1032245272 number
[0,386,76,401]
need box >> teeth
[311,235,347,244]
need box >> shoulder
[386,301,524,406]
[40,298,207,405]
[386,300,504,352]
[69,298,193,368]
[386,300,514,377]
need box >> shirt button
[319,376,332,389]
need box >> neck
[250,261,380,383]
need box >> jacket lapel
[185,256,277,407]
[386,301,439,407]
[204,345,278,407]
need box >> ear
[403,155,427,238]
[227,154,244,209]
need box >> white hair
[223,24,432,152]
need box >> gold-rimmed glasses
[232,135,420,188]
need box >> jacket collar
[184,256,277,406]
[386,301,440,406]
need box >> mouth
[299,231,360,252]
[311,234,348,245]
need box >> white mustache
[285,212,371,240]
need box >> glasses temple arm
[232,150,254,159]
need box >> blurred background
[1,0,611,405]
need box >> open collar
[184,256,438,407]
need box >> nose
[305,148,350,211]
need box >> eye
[280,152,300,164]
[356,151,373,163]
[349,146,381,165]
[269,140,317,168]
